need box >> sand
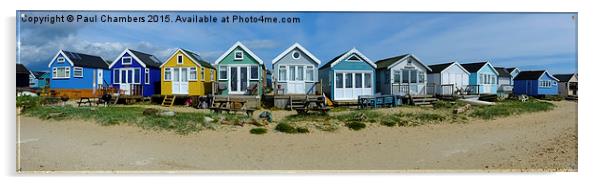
[17,101,577,172]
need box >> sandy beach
[17,101,577,172]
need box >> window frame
[73,67,83,78]
[122,56,133,65]
[218,66,228,80]
[57,57,65,63]
[234,50,244,60]
[52,67,70,79]
[306,66,314,82]
[200,67,205,81]
[144,68,150,84]
[210,69,215,81]
[189,67,198,81]
[114,69,120,84]
[292,51,301,60]
[250,65,259,80]
[177,54,183,64]
[278,65,287,82]
[164,68,172,81]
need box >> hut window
[250,66,259,80]
[336,73,343,88]
[347,55,360,62]
[278,66,287,81]
[393,70,401,83]
[289,66,296,81]
[364,73,372,88]
[355,73,362,88]
[134,68,141,84]
[114,69,120,84]
[177,55,183,64]
[219,66,227,80]
[292,51,301,59]
[210,69,215,81]
[306,66,314,81]
[418,71,425,83]
[234,51,243,60]
[401,69,409,83]
[345,73,353,88]
[73,67,83,78]
[164,68,172,81]
[410,70,417,83]
[53,67,70,79]
[144,69,150,84]
[200,67,205,81]
[57,57,65,63]
[122,57,132,65]
[189,67,197,81]
[296,66,303,81]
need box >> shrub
[296,127,310,133]
[16,95,40,112]
[432,101,453,109]
[275,122,298,133]
[345,121,366,131]
[250,127,267,134]
[469,100,555,120]
[380,114,401,127]
[315,120,339,132]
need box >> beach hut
[47,50,111,98]
[506,67,521,85]
[109,49,162,97]
[214,42,266,96]
[513,70,559,96]
[29,71,50,89]
[461,62,499,94]
[272,43,321,95]
[375,54,431,96]
[16,64,31,88]
[553,73,577,97]
[426,62,469,96]
[495,67,513,93]
[318,48,376,102]
[160,48,216,96]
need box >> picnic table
[294,97,331,114]
[209,99,256,116]
[358,95,399,109]
[77,97,95,107]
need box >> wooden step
[161,95,176,107]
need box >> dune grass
[21,105,248,135]
[469,100,555,120]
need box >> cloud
[19,35,176,71]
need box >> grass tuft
[250,127,267,135]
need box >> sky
[17,11,577,74]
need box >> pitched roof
[32,71,47,78]
[427,62,455,74]
[16,64,30,74]
[494,67,512,77]
[319,53,345,70]
[272,43,321,65]
[375,54,409,69]
[181,49,214,69]
[460,62,488,73]
[62,50,109,69]
[514,70,559,81]
[129,49,162,68]
[553,74,576,82]
[506,67,517,72]
[214,41,264,65]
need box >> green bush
[296,127,310,133]
[345,121,366,131]
[275,122,298,133]
[16,95,40,112]
[470,100,555,120]
[250,127,267,134]
[380,114,401,127]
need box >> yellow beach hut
[160,48,216,97]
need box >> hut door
[172,68,189,94]
[287,65,305,94]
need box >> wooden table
[209,99,256,116]
[294,97,331,114]
[77,97,95,107]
